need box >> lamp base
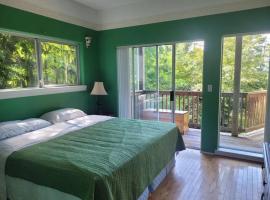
[96,100,103,115]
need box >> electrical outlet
[208,84,212,92]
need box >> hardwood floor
[151,149,263,200]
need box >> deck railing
[135,90,267,133]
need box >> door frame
[130,40,204,133]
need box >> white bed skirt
[138,156,175,200]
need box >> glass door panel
[220,36,236,134]
[220,33,270,154]
[175,41,204,127]
[175,41,204,149]
[130,40,204,150]
[133,46,159,120]
[158,45,173,123]
[132,45,174,123]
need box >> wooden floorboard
[151,149,263,200]
[182,128,264,153]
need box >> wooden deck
[137,108,264,153]
[182,128,264,153]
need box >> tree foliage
[241,35,270,92]
[135,34,270,93]
[42,42,78,85]
[0,33,37,89]
[175,42,203,91]
[0,32,78,89]
[141,42,204,91]
[222,34,270,92]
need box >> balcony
[135,90,266,153]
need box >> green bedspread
[6,118,185,200]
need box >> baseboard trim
[215,148,263,163]
[200,150,215,155]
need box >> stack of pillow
[0,108,87,140]
[0,119,51,140]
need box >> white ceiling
[73,0,146,10]
[0,0,270,30]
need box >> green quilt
[6,118,185,200]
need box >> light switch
[208,84,212,92]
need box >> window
[0,33,38,89]
[0,31,79,90]
[41,41,78,85]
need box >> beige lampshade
[90,82,108,95]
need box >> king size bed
[0,109,185,200]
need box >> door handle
[170,91,174,102]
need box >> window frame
[0,29,81,90]
[38,38,80,86]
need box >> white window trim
[0,85,87,100]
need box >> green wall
[98,7,270,153]
[1,3,270,153]
[0,4,99,121]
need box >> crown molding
[97,0,270,30]
[0,0,100,30]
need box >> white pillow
[22,118,52,132]
[0,118,51,140]
[40,108,87,124]
[0,120,21,126]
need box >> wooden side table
[174,111,189,134]
[142,109,189,134]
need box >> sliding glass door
[132,45,174,122]
[175,41,204,149]
[219,33,270,154]
[128,41,204,149]
[132,46,158,120]
[158,45,174,123]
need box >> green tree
[175,42,203,91]
[140,35,270,93]
[222,34,270,92]
[141,42,204,91]
[144,46,156,90]
[241,34,270,92]
[0,33,37,89]
[158,45,172,90]
[0,32,78,89]
[41,42,77,85]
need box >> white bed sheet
[0,115,113,200]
